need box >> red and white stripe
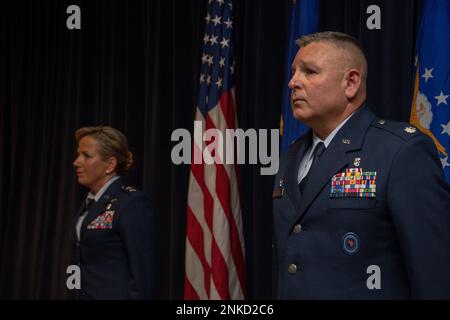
[185,89,246,300]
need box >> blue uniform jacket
[73,178,156,299]
[273,105,450,299]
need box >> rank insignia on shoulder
[404,126,416,134]
[330,168,376,198]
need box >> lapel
[293,105,377,223]
[283,131,312,216]
[79,178,124,240]
[73,201,86,241]
[75,202,85,219]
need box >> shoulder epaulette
[121,186,137,193]
[373,119,421,141]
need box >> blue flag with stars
[410,0,450,184]
[280,0,318,153]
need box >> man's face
[288,42,348,126]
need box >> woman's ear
[106,157,117,175]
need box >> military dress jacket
[73,178,155,299]
[272,105,450,299]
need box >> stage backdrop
[0,0,421,299]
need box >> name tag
[272,188,284,198]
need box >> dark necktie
[299,141,326,194]
[76,197,96,240]
[84,197,95,213]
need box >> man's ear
[344,69,362,99]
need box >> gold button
[293,224,302,234]
[288,264,298,274]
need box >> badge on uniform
[272,179,284,198]
[342,232,360,255]
[87,210,115,229]
[330,168,377,198]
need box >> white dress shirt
[297,114,354,184]
[75,175,120,240]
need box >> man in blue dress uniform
[272,31,450,299]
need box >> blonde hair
[75,126,133,175]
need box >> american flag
[184,0,246,300]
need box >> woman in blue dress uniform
[73,126,155,299]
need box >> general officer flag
[410,0,450,184]
[280,0,318,153]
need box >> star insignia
[220,37,230,48]
[441,121,450,136]
[219,57,226,68]
[441,156,450,169]
[435,91,449,106]
[404,126,417,134]
[421,67,434,83]
[212,15,222,26]
[224,18,233,29]
[209,35,218,46]
[203,34,210,45]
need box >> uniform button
[288,264,298,274]
[292,224,302,234]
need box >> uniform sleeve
[118,193,156,299]
[387,134,450,298]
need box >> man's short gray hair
[296,31,361,50]
[296,31,368,82]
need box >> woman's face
[73,135,112,194]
